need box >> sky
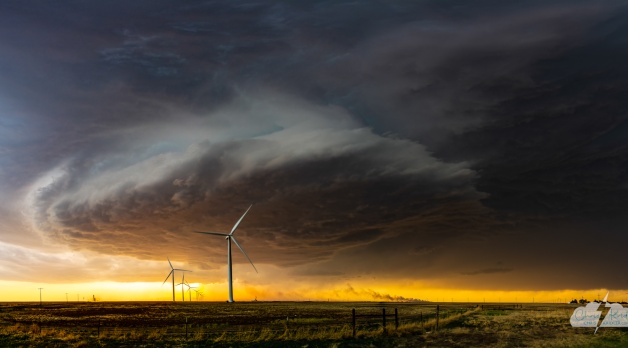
[1,0,628,302]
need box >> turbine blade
[167,257,173,270]
[173,268,192,272]
[230,204,253,235]
[162,270,174,285]
[194,231,229,237]
[231,236,258,273]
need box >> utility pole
[38,288,43,307]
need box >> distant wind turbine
[186,282,197,301]
[162,257,191,302]
[177,273,188,302]
[194,289,202,301]
[177,274,197,302]
[195,204,258,303]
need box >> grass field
[1,301,627,347]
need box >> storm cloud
[1,0,628,293]
[28,91,479,267]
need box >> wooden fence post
[420,311,423,331]
[436,305,439,331]
[382,308,387,335]
[352,308,356,338]
[185,317,188,340]
[395,308,398,330]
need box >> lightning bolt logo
[571,292,628,333]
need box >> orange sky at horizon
[0,280,624,304]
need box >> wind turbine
[186,282,197,301]
[162,257,191,302]
[194,289,202,301]
[177,273,188,302]
[195,204,258,303]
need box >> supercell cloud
[29,91,479,268]
[1,0,628,294]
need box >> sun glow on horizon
[1,280,624,304]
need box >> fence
[351,307,398,337]
[0,302,510,342]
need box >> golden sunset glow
[2,279,625,305]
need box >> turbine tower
[162,257,191,302]
[195,204,258,302]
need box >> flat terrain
[0,301,627,347]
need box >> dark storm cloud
[460,268,513,276]
[409,3,628,290]
[26,92,480,270]
[1,0,628,290]
[308,1,617,140]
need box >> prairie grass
[192,326,206,340]
[2,302,628,347]
[147,327,167,339]
[418,306,628,348]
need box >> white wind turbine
[179,274,196,302]
[186,282,197,301]
[162,257,191,302]
[194,289,202,301]
[177,273,188,302]
[195,204,258,303]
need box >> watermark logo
[570,292,628,333]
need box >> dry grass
[414,306,628,348]
[1,302,628,347]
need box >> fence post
[420,311,423,331]
[97,319,100,338]
[382,308,387,335]
[436,305,439,331]
[352,308,356,338]
[395,308,399,330]
[185,317,188,340]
